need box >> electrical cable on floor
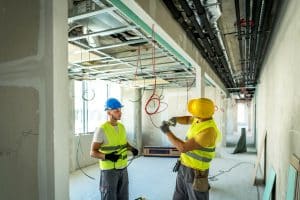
[76,134,95,180]
[127,155,141,167]
[209,161,260,199]
[208,161,254,181]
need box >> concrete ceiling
[163,0,282,99]
[68,0,282,99]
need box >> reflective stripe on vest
[100,144,127,151]
[184,152,212,162]
[180,119,222,170]
[99,122,128,170]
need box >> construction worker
[90,97,139,200]
[160,98,222,200]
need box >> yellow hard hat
[187,98,215,118]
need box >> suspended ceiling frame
[68,0,196,89]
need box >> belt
[181,163,209,177]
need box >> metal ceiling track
[68,0,195,89]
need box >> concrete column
[133,88,142,151]
[53,0,69,199]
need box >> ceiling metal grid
[68,0,196,89]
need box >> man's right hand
[105,152,120,162]
[168,117,177,126]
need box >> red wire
[144,24,162,127]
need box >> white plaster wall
[256,0,300,198]
[69,135,97,172]
[140,87,199,147]
[0,0,69,199]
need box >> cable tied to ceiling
[129,45,145,102]
[144,24,168,128]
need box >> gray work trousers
[173,165,209,200]
[99,168,128,200]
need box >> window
[237,103,246,124]
[237,102,248,132]
[74,80,121,134]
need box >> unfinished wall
[0,87,39,200]
[0,0,69,199]
[256,0,300,198]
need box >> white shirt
[92,125,119,145]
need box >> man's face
[108,108,122,121]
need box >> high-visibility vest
[180,118,222,170]
[99,121,128,170]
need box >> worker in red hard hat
[90,97,138,200]
[160,98,222,200]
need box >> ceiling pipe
[161,0,205,56]
[249,0,262,83]
[234,0,245,85]
[245,0,251,85]
[192,0,235,88]
[179,0,215,58]
[254,0,279,80]
[162,0,218,69]
[163,0,234,88]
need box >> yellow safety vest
[99,121,128,170]
[180,118,222,170]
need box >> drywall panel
[0,86,39,200]
[0,0,39,62]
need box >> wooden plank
[263,167,276,200]
[253,130,267,185]
[291,154,300,172]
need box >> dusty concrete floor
[70,148,263,200]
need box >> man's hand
[168,117,177,126]
[160,121,171,134]
[131,147,139,156]
[105,152,120,162]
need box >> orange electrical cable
[144,24,167,128]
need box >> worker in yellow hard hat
[160,97,222,200]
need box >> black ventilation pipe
[163,0,235,88]
[249,0,262,83]
[234,0,244,86]
[245,0,251,84]
[162,0,230,87]
[161,0,209,61]
[179,0,215,58]
[192,0,235,88]
[254,0,280,80]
